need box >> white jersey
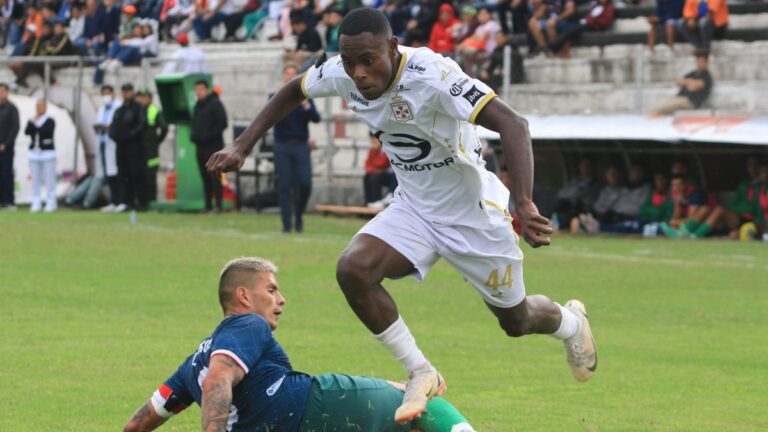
[301,45,511,229]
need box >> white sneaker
[100,204,116,212]
[114,203,128,213]
[394,363,446,423]
[563,300,598,382]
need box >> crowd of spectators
[548,156,768,240]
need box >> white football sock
[373,315,430,373]
[550,303,580,340]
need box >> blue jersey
[152,314,313,432]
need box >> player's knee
[336,251,377,291]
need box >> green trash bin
[152,73,213,211]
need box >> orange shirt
[683,0,729,27]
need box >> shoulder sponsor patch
[462,85,486,106]
[450,78,470,97]
[407,63,426,73]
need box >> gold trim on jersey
[484,199,511,217]
[300,72,310,98]
[384,51,409,95]
[469,92,497,124]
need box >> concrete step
[611,12,768,34]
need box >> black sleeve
[215,99,228,134]
[42,118,56,137]
[156,111,169,143]
[25,120,36,137]
[9,106,20,142]
[127,105,147,141]
[307,99,320,123]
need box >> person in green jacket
[137,88,168,203]
[639,172,673,224]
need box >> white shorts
[357,196,526,308]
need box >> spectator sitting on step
[364,132,397,210]
[11,2,43,56]
[77,0,107,58]
[452,5,478,47]
[321,7,341,52]
[552,156,601,231]
[159,0,195,40]
[653,54,712,115]
[677,0,728,56]
[162,32,209,73]
[102,0,123,44]
[527,0,578,57]
[570,165,627,233]
[457,7,501,77]
[11,19,53,88]
[428,3,459,57]
[549,0,615,58]
[479,31,526,92]
[646,0,684,54]
[66,2,84,43]
[95,20,158,85]
[192,0,236,41]
[283,9,322,71]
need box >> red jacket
[365,148,390,174]
[429,4,459,54]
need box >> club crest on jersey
[462,85,487,106]
[390,96,413,122]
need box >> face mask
[102,95,113,105]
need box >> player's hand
[517,201,553,248]
[206,146,246,178]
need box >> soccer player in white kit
[208,7,597,424]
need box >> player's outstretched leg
[486,294,597,382]
[337,234,445,423]
[412,397,476,432]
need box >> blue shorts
[538,18,579,33]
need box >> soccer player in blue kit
[123,257,475,432]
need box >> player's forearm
[501,116,535,208]
[232,77,306,157]
[201,377,234,432]
[123,401,167,432]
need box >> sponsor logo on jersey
[390,157,455,172]
[407,63,426,73]
[350,92,370,106]
[450,78,470,96]
[266,375,286,396]
[390,97,414,122]
[394,84,410,92]
[385,132,431,162]
[462,85,487,106]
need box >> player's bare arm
[123,400,168,432]
[201,354,246,432]
[475,98,553,248]
[205,76,306,177]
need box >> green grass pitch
[1,211,766,431]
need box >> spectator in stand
[677,0,728,55]
[137,0,164,21]
[159,0,195,39]
[12,20,54,87]
[322,7,341,52]
[497,0,530,35]
[552,156,601,230]
[528,0,577,57]
[78,0,106,58]
[25,99,57,213]
[428,3,459,57]
[95,20,158,85]
[40,4,57,26]
[457,7,501,77]
[110,83,149,212]
[638,171,673,225]
[162,32,208,73]
[271,64,320,232]
[116,3,139,40]
[364,132,397,209]
[570,165,626,233]
[653,54,712,115]
[57,0,75,22]
[284,9,322,70]
[381,0,411,39]
[646,0,684,54]
[94,85,122,212]
[660,174,717,238]
[1,0,12,48]
[46,19,77,57]
[136,88,168,203]
[241,0,269,39]
[66,3,84,43]
[0,83,20,211]
[103,0,123,44]
[595,164,653,233]
[193,0,236,41]
[4,0,26,49]
[404,0,437,47]
[191,80,228,213]
[453,5,478,46]
[11,2,43,56]
[223,0,263,40]
[549,0,615,58]
[480,31,526,91]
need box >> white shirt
[301,46,509,230]
[67,15,85,41]
[96,99,121,177]
[208,0,235,15]
[162,46,209,74]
